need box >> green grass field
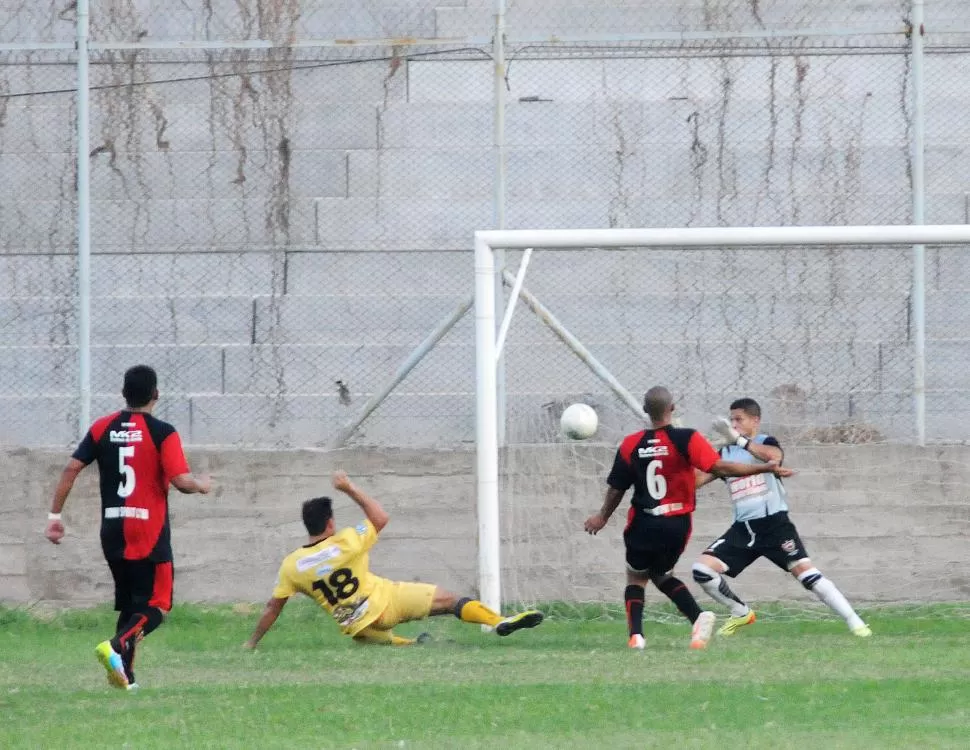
[2,602,969,749]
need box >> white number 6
[646,459,667,500]
[118,446,136,498]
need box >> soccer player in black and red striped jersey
[45,365,211,690]
[583,386,793,650]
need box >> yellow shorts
[369,581,437,631]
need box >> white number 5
[646,459,667,500]
[118,446,136,498]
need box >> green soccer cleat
[495,610,544,636]
[851,624,872,638]
[717,610,756,637]
[95,640,129,690]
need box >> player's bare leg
[789,560,870,637]
[692,556,756,637]
[430,588,543,636]
[353,627,418,646]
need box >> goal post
[474,224,970,614]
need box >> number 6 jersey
[606,425,720,517]
[271,519,391,636]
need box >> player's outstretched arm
[244,596,288,649]
[694,469,717,489]
[332,470,389,532]
[584,487,625,535]
[711,459,793,479]
[46,458,86,545]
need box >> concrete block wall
[2,445,967,608]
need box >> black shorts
[107,558,174,612]
[703,512,809,577]
[623,507,692,576]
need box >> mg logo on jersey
[109,429,143,443]
[637,445,669,458]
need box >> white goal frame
[474,224,970,612]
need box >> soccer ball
[560,403,598,440]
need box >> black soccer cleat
[495,610,544,636]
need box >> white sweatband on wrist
[737,436,750,449]
[48,512,62,521]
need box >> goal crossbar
[473,224,970,612]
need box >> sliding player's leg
[429,587,543,636]
[371,582,543,641]
[352,626,419,646]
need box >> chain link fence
[1,1,968,447]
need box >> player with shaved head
[584,386,795,650]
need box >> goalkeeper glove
[712,417,751,449]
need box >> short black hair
[643,385,673,421]
[302,497,334,535]
[730,397,761,418]
[122,365,158,408]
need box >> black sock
[624,585,645,637]
[453,597,472,620]
[111,607,164,655]
[655,576,703,624]
[114,610,136,682]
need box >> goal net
[475,226,970,622]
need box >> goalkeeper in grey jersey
[688,398,871,646]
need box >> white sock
[799,570,865,630]
[693,564,750,618]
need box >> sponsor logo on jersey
[332,597,369,628]
[355,523,368,536]
[637,445,669,458]
[296,545,340,572]
[103,506,149,520]
[728,474,768,501]
[109,429,143,443]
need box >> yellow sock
[457,599,503,627]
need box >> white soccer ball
[560,403,598,440]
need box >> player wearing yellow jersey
[244,471,544,647]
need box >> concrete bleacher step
[0,289,935,348]
[1,333,949,399]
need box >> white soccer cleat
[627,634,645,650]
[690,611,717,650]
